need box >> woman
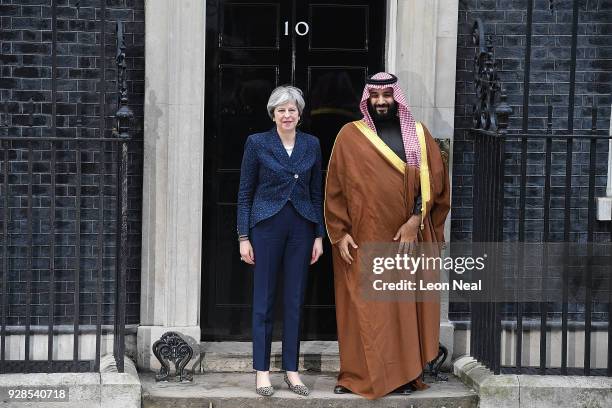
[236,85,325,396]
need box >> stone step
[199,341,341,373]
[141,372,479,408]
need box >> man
[324,72,450,399]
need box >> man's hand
[337,234,358,264]
[311,237,324,264]
[239,240,255,264]
[393,215,421,253]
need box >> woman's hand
[393,215,421,253]
[311,237,323,264]
[239,240,255,264]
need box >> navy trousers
[251,203,314,371]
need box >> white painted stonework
[0,355,140,408]
[596,105,612,221]
[392,0,459,141]
[139,0,206,371]
[0,331,136,361]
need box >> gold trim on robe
[416,122,431,229]
[352,120,406,174]
[352,120,431,228]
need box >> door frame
[385,0,398,72]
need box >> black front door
[203,0,386,340]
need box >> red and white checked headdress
[359,72,420,167]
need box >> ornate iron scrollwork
[113,22,134,139]
[112,21,134,374]
[426,344,449,382]
[436,138,451,168]
[152,332,194,382]
[471,19,512,133]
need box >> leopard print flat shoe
[255,376,274,396]
[284,373,310,396]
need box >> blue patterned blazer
[237,128,325,238]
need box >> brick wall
[453,0,612,242]
[0,0,144,326]
[452,0,612,321]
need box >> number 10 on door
[284,21,310,36]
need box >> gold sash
[416,122,430,229]
[352,120,405,174]
[352,120,431,229]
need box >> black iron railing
[470,17,612,376]
[472,123,612,377]
[0,20,132,373]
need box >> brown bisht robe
[324,120,450,400]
